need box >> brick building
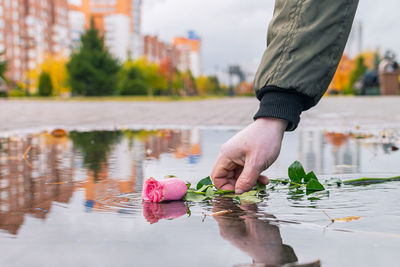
[143,31,202,77]
[0,0,69,85]
[173,31,202,77]
[69,0,143,61]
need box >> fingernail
[235,189,244,194]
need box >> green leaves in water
[185,176,224,202]
[184,161,400,204]
[288,161,306,183]
[196,176,213,189]
[286,161,326,194]
[184,176,265,204]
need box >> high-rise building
[0,0,69,85]
[173,31,202,77]
[68,0,143,61]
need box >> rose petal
[160,178,188,201]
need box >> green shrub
[119,66,149,95]
[38,71,53,96]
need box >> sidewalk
[1,96,399,133]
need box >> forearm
[254,0,359,130]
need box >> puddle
[0,128,399,267]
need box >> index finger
[211,154,237,190]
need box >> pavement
[0,96,399,134]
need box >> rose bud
[143,201,187,224]
[142,177,188,202]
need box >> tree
[69,131,122,180]
[29,54,69,96]
[196,75,221,95]
[132,58,167,95]
[67,20,120,96]
[118,65,149,95]
[0,51,6,79]
[345,55,368,95]
[38,71,53,96]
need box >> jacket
[254,0,359,130]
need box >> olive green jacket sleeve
[254,0,359,130]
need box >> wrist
[255,117,288,133]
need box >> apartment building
[0,0,69,84]
[173,31,202,77]
[143,31,202,78]
[69,0,143,61]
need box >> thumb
[235,161,260,194]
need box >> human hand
[211,117,288,194]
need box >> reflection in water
[0,129,201,235]
[143,201,188,224]
[212,199,300,267]
[0,128,399,266]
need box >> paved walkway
[0,96,399,133]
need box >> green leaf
[325,178,343,186]
[205,187,215,198]
[186,182,191,189]
[304,171,318,183]
[306,179,325,194]
[235,190,262,204]
[233,196,241,204]
[195,185,210,193]
[288,161,306,183]
[196,176,213,190]
[184,192,207,202]
[254,182,266,193]
[215,189,235,195]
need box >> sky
[142,0,400,74]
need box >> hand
[211,117,287,194]
[212,199,298,265]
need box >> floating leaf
[334,216,361,223]
[205,187,215,198]
[239,195,262,204]
[184,192,207,202]
[323,210,361,223]
[306,179,325,194]
[304,171,318,183]
[288,161,306,183]
[343,176,400,185]
[254,182,267,193]
[196,185,210,193]
[196,176,213,190]
[325,178,343,186]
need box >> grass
[4,95,239,102]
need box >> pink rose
[142,177,188,202]
[143,201,187,224]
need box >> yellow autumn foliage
[327,54,354,93]
[28,54,70,96]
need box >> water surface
[0,128,399,267]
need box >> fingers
[257,175,270,185]
[234,161,260,194]
[211,154,238,190]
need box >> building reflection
[0,129,202,235]
[298,130,361,174]
[0,133,74,235]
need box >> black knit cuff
[253,91,304,131]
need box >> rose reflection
[212,199,299,267]
[142,201,188,224]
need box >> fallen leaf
[323,210,361,223]
[51,129,67,138]
[334,216,361,223]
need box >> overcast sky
[142,0,400,74]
